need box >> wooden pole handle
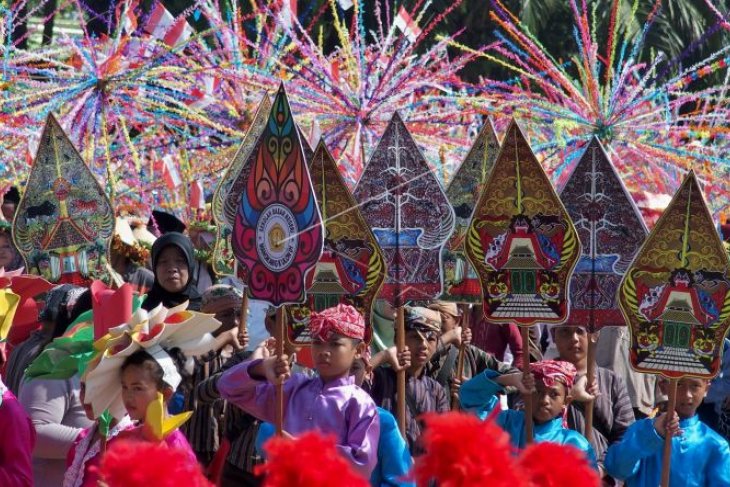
[238,292,249,335]
[275,307,285,436]
[661,378,678,487]
[396,306,406,437]
[521,325,533,444]
[584,333,598,447]
[451,304,470,411]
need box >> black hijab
[142,232,202,311]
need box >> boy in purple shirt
[217,304,380,478]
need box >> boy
[605,377,730,486]
[426,301,517,400]
[216,304,380,478]
[551,324,634,477]
[367,307,449,454]
[459,359,596,466]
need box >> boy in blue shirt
[605,376,730,486]
[459,359,596,467]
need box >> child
[459,359,597,467]
[216,304,380,478]
[367,307,449,455]
[83,304,222,462]
[112,349,197,461]
[63,381,133,487]
[0,375,35,487]
[605,377,730,486]
[550,324,634,470]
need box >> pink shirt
[0,390,35,487]
[63,418,134,487]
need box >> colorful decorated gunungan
[286,141,385,345]
[231,83,323,307]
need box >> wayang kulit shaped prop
[13,115,114,285]
[211,94,272,276]
[286,142,385,345]
[441,119,500,302]
[465,119,581,326]
[619,171,730,379]
[231,84,323,307]
[560,137,647,330]
[353,113,454,305]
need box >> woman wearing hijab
[142,232,202,311]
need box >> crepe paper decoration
[212,94,272,277]
[85,302,221,419]
[24,285,144,381]
[232,84,324,307]
[465,119,581,326]
[354,113,455,305]
[0,289,20,341]
[145,391,193,441]
[619,170,730,379]
[91,281,134,340]
[441,119,500,303]
[286,142,386,345]
[98,410,113,438]
[13,115,114,285]
[0,264,52,342]
[560,137,648,331]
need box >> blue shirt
[605,415,730,486]
[257,407,413,487]
[459,370,597,468]
[370,408,414,487]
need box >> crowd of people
[0,193,728,487]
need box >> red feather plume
[413,412,527,487]
[255,431,369,487]
[518,442,600,487]
[94,440,212,487]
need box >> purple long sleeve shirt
[217,359,380,478]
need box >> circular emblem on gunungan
[256,204,299,271]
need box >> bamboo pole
[584,333,597,446]
[396,305,406,437]
[451,304,470,411]
[238,291,249,337]
[661,378,678,487]
[275,307,285,436]
[521,325,533,443]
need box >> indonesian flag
[160,155,182,189]
[394,6,421,43]
[189,179,205,210]
[280,0,298,29]
[185,75,220,110]
[309,119,322,147]
[143,2,193,47]
[118,0,140,34]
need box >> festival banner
[232,84,323,306]
[441,119,500,302]
[354,112,454,304]
[211,94,272,276]
[465,119,581,326]
[13,115,114,285]
[561,137,647,330]
[619,170,730,379]
[286,141,385,344]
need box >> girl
[115,348,197,462]
[143,232,202,311]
